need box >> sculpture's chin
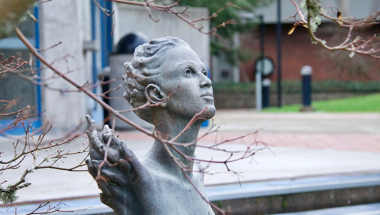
[204,105,216,119]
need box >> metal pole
[301,66,313,107]
[256,72,262,111]
[256,15,264,111]
[34,5,42,128]
[262,78,271,108]
[276,0,282,107]
[260,15,265,68]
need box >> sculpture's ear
[144,84,167,108]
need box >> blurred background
[2,0,380,132]
[1,0,380,214]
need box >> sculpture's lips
[201,93,214,100]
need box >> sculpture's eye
[184,69,194,78]
[202,70,207,76]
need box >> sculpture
[86,37,216,215]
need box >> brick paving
[116,131,380,152]
[205,133,380,152]
[116,111,380,152]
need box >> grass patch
[263,94,380,113]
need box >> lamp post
[256,14,265,111]
[276,0,282,107]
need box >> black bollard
[262,78,271,108]
[300,66,315,112]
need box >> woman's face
[158,45,215,121]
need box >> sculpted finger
[111,135,123,150]
[101,169,127,186]
[102,130,122,150]
[101,131,124,163]
[118,158,132,174]
[89,160,126,185]
[88,160,114,192]
[96,179,112,200]
[86,159,100,179]
[99,192,112,207]
[120,142,142,171]
[86,115,96,132]
[86,159,124,209]
[99,187,125,209]
[89,143,105,160]
[98,166,126,202]
[101,136,121,163]
[101,124,113,143]
[86,116,105,160]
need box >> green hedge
[213,80,380,94]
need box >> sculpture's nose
[200,75,212,88]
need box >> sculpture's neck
[147,119,202,175]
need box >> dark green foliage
[282,196,287,209]
[0,186,18,204]
[311,80,380,93]
[213,80,380,94]
[213,82,256,94]
[217,200,223,209]
[179,0,274,65]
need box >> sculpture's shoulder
[130,159,214,215]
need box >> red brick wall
[240,23,380,81]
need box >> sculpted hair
[123,36,189,123]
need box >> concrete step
[206,173,380,201]
[209,173,380,214]
[1,173,380,215]
[271,203,380,215]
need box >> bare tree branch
[289,0,380,58]
[108,0,239,35]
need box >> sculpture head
[123,37,215,125]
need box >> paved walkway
[114,111,380,185]
[117,131,380,152]
[117,111,380,152]
[212,111,380,152]
[1,110,379,207]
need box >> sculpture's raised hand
[86,142,153,214]
[85,115,152,214]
